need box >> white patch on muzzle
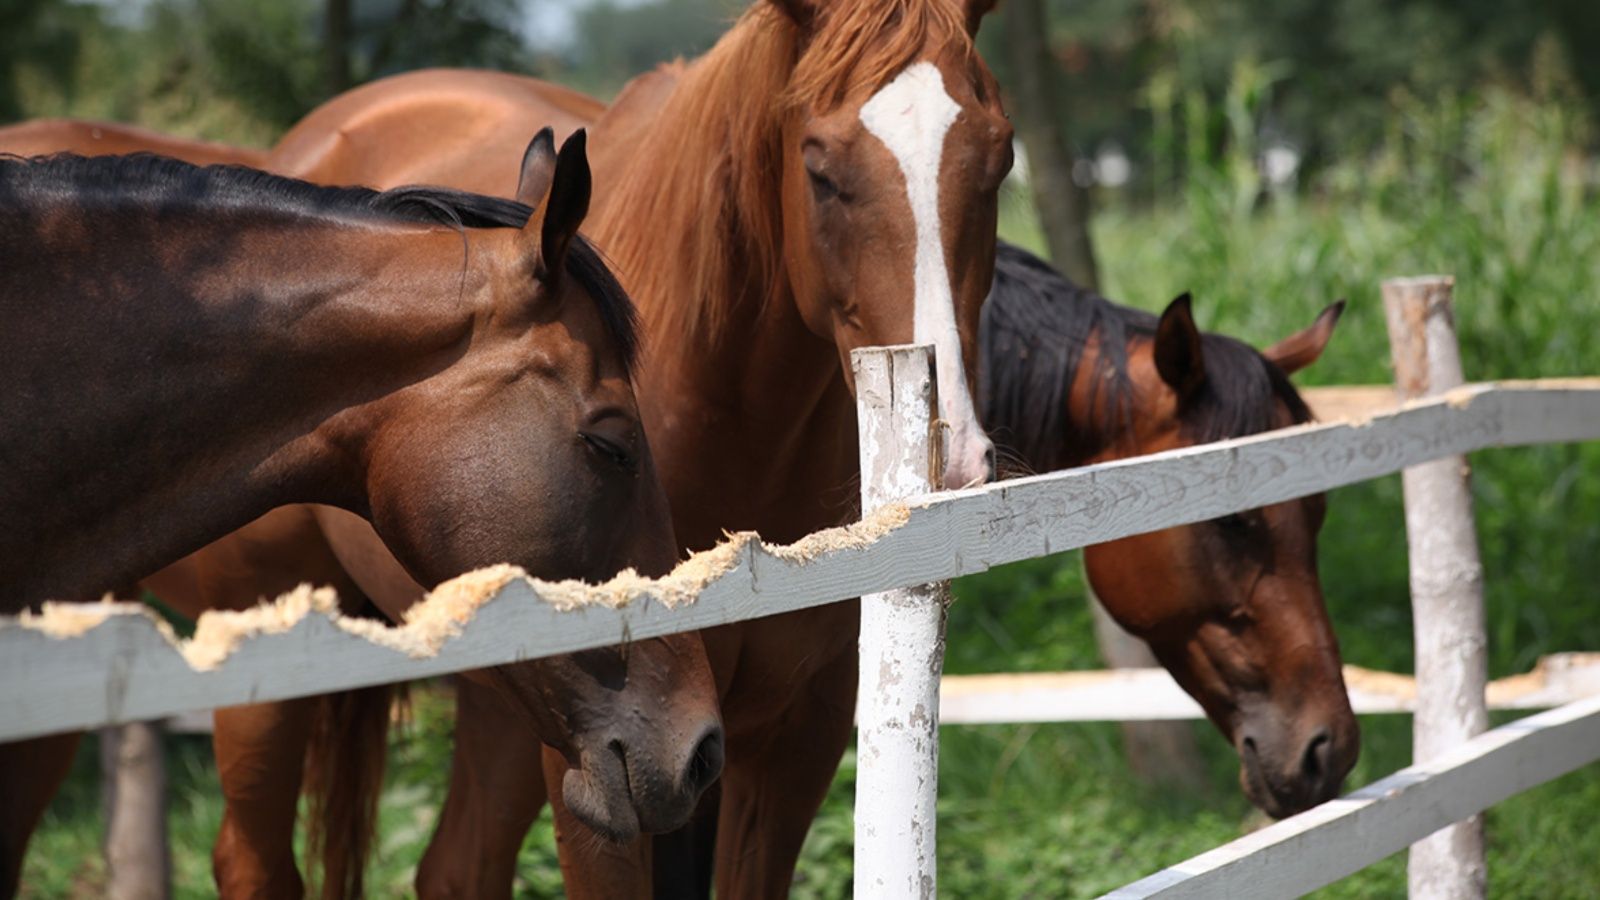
[860,62,993,488]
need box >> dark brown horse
[980,240,1357,817]
[0,141,722,896]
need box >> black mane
[0,152,639,370]
[979,240,1311,471]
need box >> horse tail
[303,682,402,900]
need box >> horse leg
[650,781,719,900]
[542,745,652,900]
[713,648,858,899]
[0,732,83,899]
[415,677,545,900]
[211,698,317,900]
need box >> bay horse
[0,140,722,897]
[980,240,1358,817]
[263,1,1013,894]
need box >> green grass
[21,88,1600,896]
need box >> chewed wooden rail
[3,377,1597,743]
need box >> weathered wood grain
[853,345,948,900]
[3,379,1597,741]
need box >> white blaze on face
[860,61,994,488]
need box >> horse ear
[525,129,591,281]
[766,0,820,29]
[1262,300,1345,375]
[515,127,557,207]
[965,0,998,31]
[1154,292,1206,402]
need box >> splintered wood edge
[2,379,1597,739]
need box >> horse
[0,118,268,167]
[0,139,723,897]
[980,240,1358,817]
[262,1,1013,894]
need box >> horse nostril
[982,445,997,481]
[1302,729,1332,782]
[682,726,725,794]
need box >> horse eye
[807,167,841,203]
[581,432,637,474]
[1216,512,1250,531]
[1224,604,1254,630]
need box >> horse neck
[590,14,858,535]
[0,216,481,608]
[1008,331,1150,473]
[592,10,797,342]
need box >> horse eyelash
[808,168,842,202]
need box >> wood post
[100,721,171,900]
[852,344,949,899]
[1383,276,1488,900]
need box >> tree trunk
[325,0,353,96]
[1002,0,1100,290]
[101,722,171,900]
[1383,276,1488,900]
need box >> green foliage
[562,0,740,97]
[983,0,1600,191]
[7,0,536,145]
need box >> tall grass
[22,74,1600,900]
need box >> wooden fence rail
[938,654,1600,724]
[150,652,1600,734]
[1102,693,1600,899]
[4,379,1599,743]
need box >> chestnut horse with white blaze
[265,0,1011,894]
[0,138,722,898]
[981,241,1359,817]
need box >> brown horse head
[776,0,1009,487]
[1086,296,1354,817]
[980,243,1355,817]
[0,134,720,840]
[345,130,724,840]
[356,129,658,586]
[608,0,1011,489]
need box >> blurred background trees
[8,0,1599,182]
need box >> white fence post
[853,344,948,899]
[1383,276,1489,900]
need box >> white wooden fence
[5,377,1597,741]
[3,354,1599,893]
